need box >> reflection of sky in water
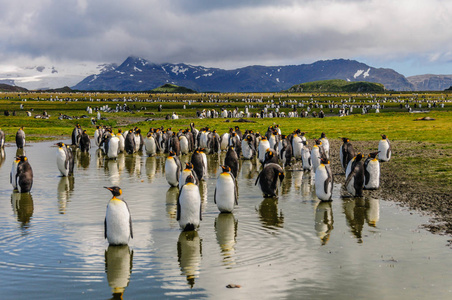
[0,141,450,299]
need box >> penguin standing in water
[315,157,333,201]
[241,134,255,160]
[345,153,365,197]
[311,139,322,171]
[144,132,157,157]
[364,151,380,190]
[224,146,239,179]
[104,186,133,245]
[94,126,103,148]
[301,141,312,171]
[179,134,189,155]
[255,163,285,197]
[124,129,135,154]
[263,149,279,167]
[79,130,91,153]
[165,151,182,187]
[215,165,238,213]
[177,175,202,231]
[258,136,270,164]
[179,162,199,189]
[279,135,293,169]
[56,142,74,177]
[71,124,82,146]
[378,134,391,162]
[116,129,125,153]
[10,156,20,190]
[107,135,120,159]
[16,127,26,149]
[190,148,207,180]
[340,137,355,172]
[14,156,33,193]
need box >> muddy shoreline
[326,139,452,245]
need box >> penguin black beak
[104,186,113,191]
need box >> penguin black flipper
[214,187,217,204]
[234,181,238,205]
[104,217,107,239]
[345,167,357,188]
[176,186,182,221]
[255,171,262,186]
[324,166,332,195]
[199,200,202,221]
[175,156,181,183]
[124,199,133,239]
[386,142,391,159]
[364,159,371,185]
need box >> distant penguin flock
[2,123,392,246]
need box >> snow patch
[171,65,188,75]
[363,68,370,78]
[89,75,98,83]
[276,78,280,83]
[202,73,213,77]
[134,66,142,72]
[353,70,364,78]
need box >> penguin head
[14,156,21,163]
[147,132,153,138]
[320,157,330,165]
[246,135,253,142]
[355,153,363,161]
[169,151,176,157]
[278,171,285,182]
[381,134,387,139]
[118,129,122,134]
[266,148,274,157]
[342,137,349,143]
[56,142,65,148]
[199,148,206,153]
[220,165,231,173]
[369,151,380,159]
[261,136,267,141]
[104,186,122,197]
[185,162,193,170]
[185,174,196,184]
[18,155,28,162]
[321,132,326,138]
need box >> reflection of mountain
[258,197,284,229]
[105,245,133,299]
[314,201,334,245]
[11,192,34,228]
[215,213,238,267]
[343,198,366,243]
[57,176,75,214]
[177,230,202,288]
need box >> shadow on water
[57,176,74,214]
[11,192,34,229]
[314,201,334,245]
[215,212,238,268]
[258,197,284,229]
[105,245,133,300]
[177,230,202,289]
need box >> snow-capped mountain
[73,56,414,92]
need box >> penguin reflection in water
[255,163,285,198]
[104,186,133,246]
[177,175,202,231]
[56,142,74,177]
[105,245,133,299]
[11,156,33,193]
[215,165,238,213]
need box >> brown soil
[327,139,452,245]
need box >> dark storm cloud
[0,0,452,75]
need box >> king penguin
[214,165,238,213]
[56,142,74,177]
[340,137,355,172]
[165,151,181,187]
[241,134,255,160]
[15,156,33,193]
[79,130,91,153]
[10,156,20,190]
[16,127,26,149]
[124,129,135,154]
[191,148,206,181]
[144,132,157,157]
[315,157,334,201]
[0,128,5,148]
[301,141,312,171]
[345,153,365,197]
[177,175,202,231]
[364,151,380,190]
[378,134,391,162]
[104,186,133,246]
[320,132,330,159]
[258,136,270,164]
[179,162,199,189]
[116,129,125,153]
[255,163,285,197]
[263,148,279,167]
[224,146,239,179]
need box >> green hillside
[149,83,197,94]
[286,79,385,93]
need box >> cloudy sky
[0,0,451,87]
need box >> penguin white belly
[321,138,330,158]
[269,136,277,153]
[340,146,344,169]
[180,137,189,155]
[108,137,120,159]
[56,148,69,176]
[134,136,141,152]
[378,140,391,161]
[258,141,270,163]
[301,148,311,171]
[346,176,356,196]
[241,141,253,159]
[117,134,125,152]
[106,200,131,245]
[145,137,156,156]
[199,133,208,148]
[345,157,355,178]
[10,161,19,189]
[220,134,229,150]
[178,184,201,229]
[94,130,101,147]
[364,160,380,189]
[292,137,302,159]
[165,158,179,187]
[215,174,236,213]
[311,147,320,170]
[201,153,207,178]
[315,165,332,201]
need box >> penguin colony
[3,124,391,245]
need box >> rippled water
[0,141,451,299]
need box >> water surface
[0,141,451,299]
